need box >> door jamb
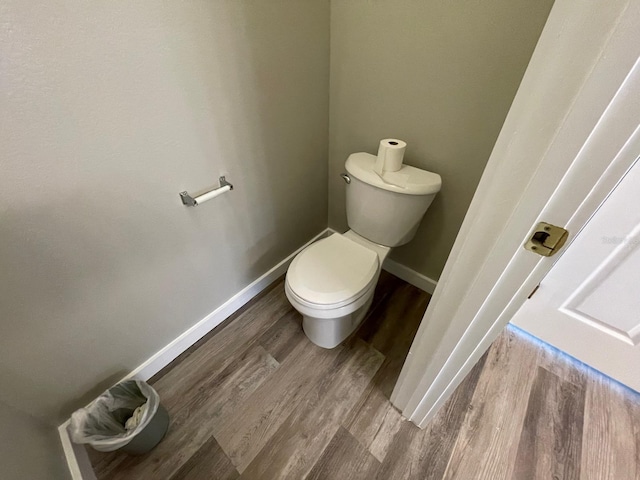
[391,0,640,427]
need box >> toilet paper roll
[374,139,407,174]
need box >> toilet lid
[287,234,379,306]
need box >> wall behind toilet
[0,0,329,423]
[328,0,554,281]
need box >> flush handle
[524,222,568,257]
[340,173,351,184]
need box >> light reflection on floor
[507,323,640,398]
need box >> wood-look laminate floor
[88,272,640,479]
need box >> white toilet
[285,151,441,348]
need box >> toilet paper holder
[180,176,234,207]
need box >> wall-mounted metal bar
[180,176,233,207]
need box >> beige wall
[329,0,554,281]
[0,0,553,427]
[0,0,329,423]
[0,401,69,479]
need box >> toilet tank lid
[287,233,379,305]
[345,152,442,195]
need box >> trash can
[69,379,169,455]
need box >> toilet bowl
[285,231,390,348]
[286,147,441,349]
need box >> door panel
[511,155,640,391]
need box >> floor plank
[357,281,430,398]
[442,328,541,480]
[306,426,381,480]
[215,336,342,473]
[240,339,383,479]
[257,309,305,363]
[153,283,292,410]
[344,375,405,463]
[169,436,238,480]
[517,325,588,389]
[358,281,427,357]
[581,373,640,480]
[511,366,585,480]
[368,405,404,463]
[344,371,396,444]
[375,350,488,480]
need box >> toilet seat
[285,276,378,318]
[286,234,379,309]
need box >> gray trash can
[119,403,170,455]
[69,379,170,455]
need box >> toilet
[285,151,441,348]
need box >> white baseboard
[59,421,97,480]
[382,258,438,294]
[327,227,438,294]
[58,228,329,479]
[120,228,329,383]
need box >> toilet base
[302,293,375,349]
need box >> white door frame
[392,0,640,427]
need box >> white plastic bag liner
[70,380,160,452]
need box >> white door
[511,154,640,392]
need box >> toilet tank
[345,152,441,247]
